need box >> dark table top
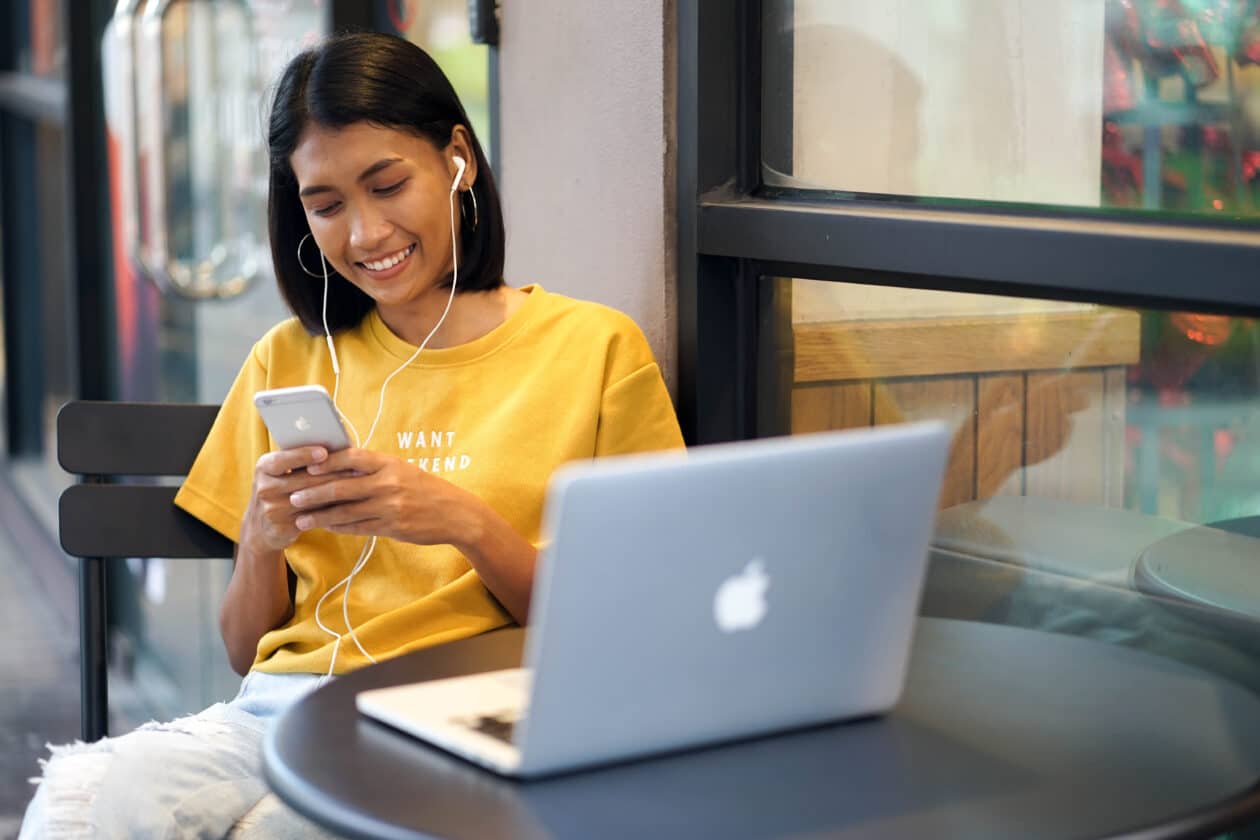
[264,618,1260,840]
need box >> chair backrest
[57,400,230,742]
[58,401,232,559]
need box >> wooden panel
[977,374,1025,499]
[791,383,871,434]
[1103,367,1128,509]
[875,378,976,509]
[791,385,833,435]
[1024,371,1105,505]
[795,309,1141,383]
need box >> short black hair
[267,32,505,334]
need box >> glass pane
[100,0,328,719]
[761,278,1260,689]
[763,1,1260,220]
[185,1,327,404]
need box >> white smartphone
[253,385,352,452]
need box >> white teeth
[363,245,413,271]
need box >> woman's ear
[446,125,477,191]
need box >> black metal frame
[65,0,113,403]
[677,0,1260,446]
[329,0,377,32]
[58,401,232,742]
[0,0,114,452]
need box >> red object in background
[386,0,417,34]
[1215,427,1236,469]
[1102,121,1144,201]
[1240,22,1260,65]
[1242,151,1260,181]
[1170,312,1235,346]
[1235,0,1260,66]
[1105,37,1138,112]
[30,0,57,76]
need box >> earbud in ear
[451,155,467,193]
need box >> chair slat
[57,401,221,476]
[59,485,234,558]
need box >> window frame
[676,0,1260,446]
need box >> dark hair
[267,32,505,334]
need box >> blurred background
[0,2,491,830]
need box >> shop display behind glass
[764,0,1260,221]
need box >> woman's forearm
[457,499,539,625]
[219,528,293,675]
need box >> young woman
[21,32,682,837]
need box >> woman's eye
[374,179,407,197]
[311,201,341,218]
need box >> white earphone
[451,154,467,193]
[311,151,470,680]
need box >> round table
[1134,515,1260,625]
[264,618,1260,840]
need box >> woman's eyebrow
[299,157,405,198]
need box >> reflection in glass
[762,278,1260,692]
[764,0,1260,219]
[136,0,267,300]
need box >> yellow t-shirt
[174,285,684,674]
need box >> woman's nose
[349,206,392,252]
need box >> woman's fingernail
[290,492,306,506]
[296,516,312,530]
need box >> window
[678,0,1260,719]
[767,279,1260,525]
[762,0,1260,220]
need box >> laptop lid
[513,421,950,775]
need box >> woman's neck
[377,285,527,349]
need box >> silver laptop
[355,421,950,778]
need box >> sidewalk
[0,469,145,839]
[0,469,78,837]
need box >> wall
[497,1,677,389]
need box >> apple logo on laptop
[714,559,769,633]
[294,416,312,432]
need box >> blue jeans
[19,671,340,839]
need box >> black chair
[56,401,232,742]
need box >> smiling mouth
[358,243,416,273]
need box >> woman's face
[290,121,474,321]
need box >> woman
[22,32,682,837]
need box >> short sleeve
[173,345,273,543]
[594,361,685,456]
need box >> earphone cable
[314,174,463,678]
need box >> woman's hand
[241,446,356,553]
[288,448,484,550]
[287,447,539,624]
